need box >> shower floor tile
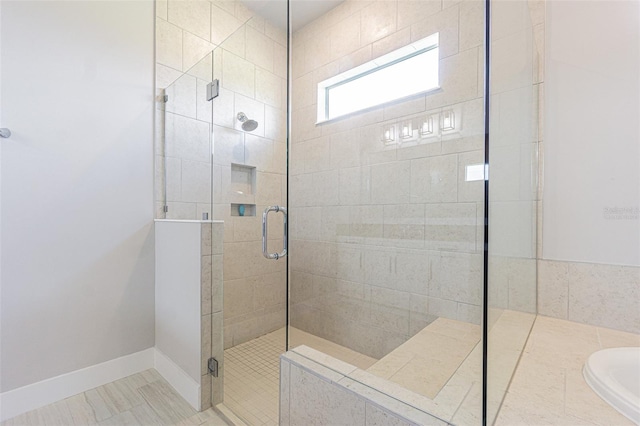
[223,327,378,425]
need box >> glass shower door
[209,12,289,425]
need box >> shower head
[237,112,259,132]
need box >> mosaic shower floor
[222,327,377,425]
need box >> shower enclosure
[155,0,540,424]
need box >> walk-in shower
[154,0,640,424]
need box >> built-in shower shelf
[231,203,256,217]
[231,164,256,196]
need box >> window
[317,33,439,123]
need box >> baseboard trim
[154,348,201,411]
[0,348,155,422]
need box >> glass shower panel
[162,52,214,220]
[287,0,485,423]
[486,0,539,423]
[209,12,289,425]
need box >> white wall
[537,0,640,334]
[544,0,640,267]
[0,1,155,392]
[155,221,202,383]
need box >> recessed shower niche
[230,163,256,217]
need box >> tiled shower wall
[210,17,289,348]
[289,0,487,359]
[155,0,289,348]
[201,222,224,409]
[155,0,252,219]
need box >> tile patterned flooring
[6,317,637,426]
[222,327,378,425]
[495,315,640,426]
[1,370,229,426]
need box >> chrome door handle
[262,206,287,260]
[0,128,11,138]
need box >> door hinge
[208,357,219,377]
[207,80,220,101]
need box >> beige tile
[200,374,212,411]
[459,1,484,51]
[338,167,371,207]
[201,254,213,315]
[202,314,212,376]
[97,410,138,425]
[371,162,411,205]
[367,351,413,380]
[35,399,75,426]
[537,259,569,319]
[201,223,212,255]
[383,96,426,122]
[289,363,366,425]
[168,0,210,41]
[338,45,373,73]
[157,0,168,19]
[65,393,99,425]
[255,69,283,109]
[182,160,211,204]
[210,4,242,45]
[360,1,397,46]
[302,136,332,173]
[165,113,210,163]
[410,5,459,58]
[222,50,255,99]
[424,203,476,252]
[527,316,601,369]
[280,358,291,426]
[84,388,117,421]
[157,18,183,71]
[182,32,214,72]
[597,326,640,348]
[397,0,441,30]
[568,262,640,334]
[212,125,244,166]
[138,380,197,424]
[303,33,332,74]
[156,64,183,89]
[129,403,164,425]
[565,368,636,426]
[211,254,223,313]
[330,13,361,61]
[430,251,482,306]
[246,25,274,72]
[410,154,458,203]
[211,87,235,129]
[223,278,253,319]
[165,73,198,119]
[426,48,480,110]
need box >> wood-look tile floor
[1,369,229,426]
